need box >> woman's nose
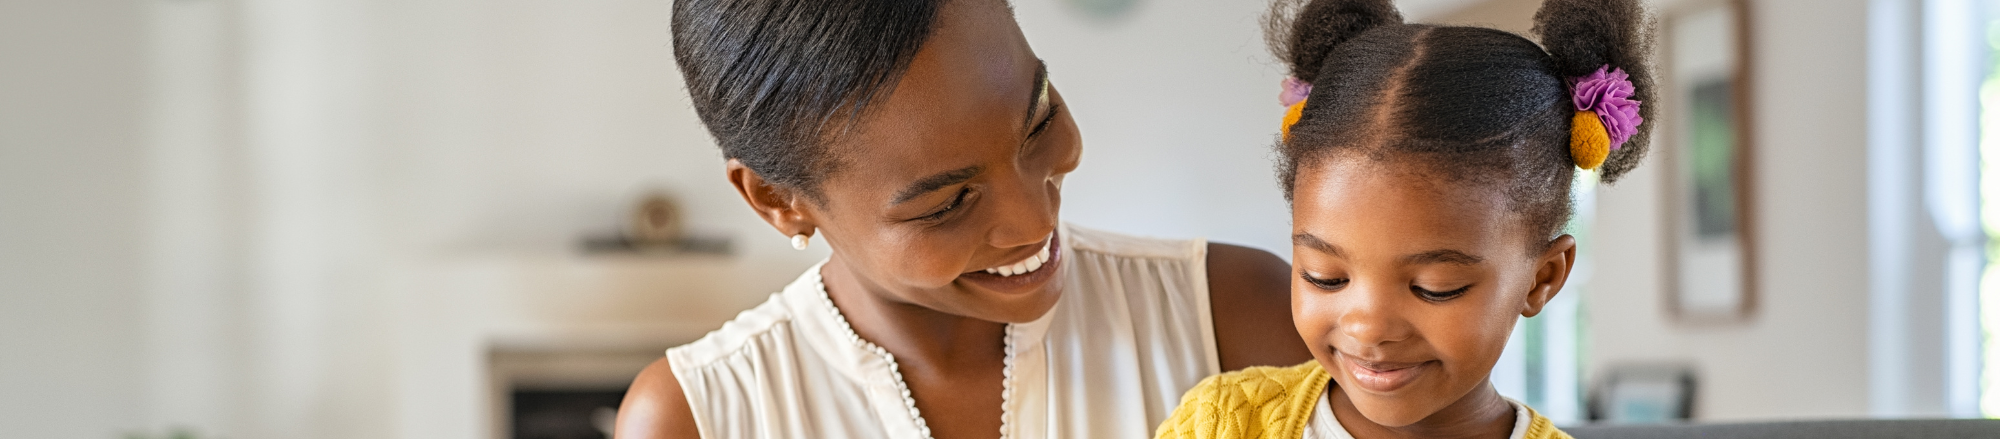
[987,169,1059,249]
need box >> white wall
[10,0,821,436]
[161,0,824,437]
[0,1,150,438]
[1014,0,1296,253]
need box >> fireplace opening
[490,348,666,439]
[511,388,625,439]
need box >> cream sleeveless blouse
[666,223,1220,438]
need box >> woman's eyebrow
[892,166,982,205]
[1020,60,1048,134]
[1403,250,1483,265]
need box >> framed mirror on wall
[1663,0,1757,323]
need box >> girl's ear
[725,159,819,240]
[1522,234,1579,317]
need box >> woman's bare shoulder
[1204,242,1313,371]
[615,357,701,439]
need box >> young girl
[1156,0,1654,438]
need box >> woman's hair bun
[1265,0,1403,84]
[1533,0,1658,183]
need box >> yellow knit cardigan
[1155,361,1572,439]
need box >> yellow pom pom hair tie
[1278,76,1312,139]
[1568,66,1645,170]
[1281,99,1308,139]
[1569,110,1611,170]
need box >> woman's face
[795,0,1082,323]
[1289,159,1569,427]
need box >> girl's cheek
[1426,299,1516,368]
[1291,290,1341,348]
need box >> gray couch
[1566,419,2000,438]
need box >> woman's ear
[725,159,817,239]
[1522,234,1579,318]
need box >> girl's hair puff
[1535,0,1658,181]
[1266,0,1656,246]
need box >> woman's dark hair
[672,0,949,197]
[1267,0,1655,245]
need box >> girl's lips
[1337,351,1433,393]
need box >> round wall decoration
[1065,0,1142,23]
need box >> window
[1870,0,1986,418]
[1981,0,2000,418]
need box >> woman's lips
[1337,351,1433,393]
[983,238,1053,277]
[958,235,1062,295]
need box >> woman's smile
[958,234,1063,295]
[981,235,1053,277]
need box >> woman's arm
[1205,243,1314,371]
[615,357,702,439]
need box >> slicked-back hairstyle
[672,0,948,198]
[1266,0,1656,247]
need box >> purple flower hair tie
[1570,66,1643,149]
[1280,76,1312,107]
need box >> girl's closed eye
[1300,272,1348,291]
[1410,284,1471,301]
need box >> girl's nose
[1335,282,1416,349]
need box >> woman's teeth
[984,240,1052,277]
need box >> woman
[616,0,1309,437]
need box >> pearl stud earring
[791,233,811,250]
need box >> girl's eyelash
[915,188,970,222]
[1300,273,1348,290]
[1301,272,1470,301]
[1413,285,1471,302]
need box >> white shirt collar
[1303,386,1532,439]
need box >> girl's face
[1289,159,1572,427]
[765,0,1082,323]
